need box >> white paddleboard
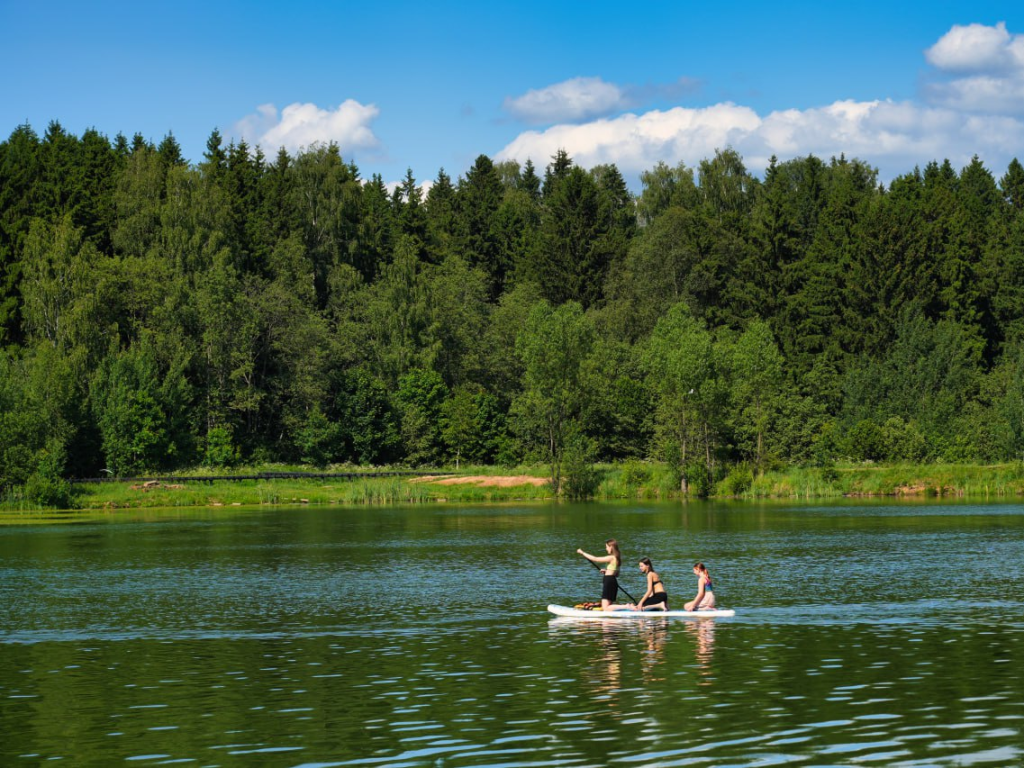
[548,604,735,619]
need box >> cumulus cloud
[925,74,1024,114]
[234,100,381,155]
[502,75,701,124]
[381,178,434,199]
[495,99,1024,182]
[495,23,1024,183]
[503,77,629,124]
[925,22,1024,73]
[924,22,1024,114]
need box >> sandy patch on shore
[130,480,185,491]
[412,475,549,488]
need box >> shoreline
[5,461,1024,514]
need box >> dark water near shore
[2,500,1024,766]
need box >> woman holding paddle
[577,539,624,610]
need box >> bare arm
[637,571,654,608]
[577,549,614,565]
[685,576,706,611]
[692,577,706,605]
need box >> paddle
[582,555,638,603]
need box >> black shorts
[643,592,668,608]
[601,575,619,602]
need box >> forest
[3,120,1024,505]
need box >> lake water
[2,500,1024,766]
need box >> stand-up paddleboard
[548,604,735,619]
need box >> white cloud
[499,103,760,168]
[924,22,1024,114]
[495,99,1024,183]
[502,75,703,125]
[380,178,434,199]
[925,22,1024,73]
[496,24,1024,183]
[503,77,628,124]
[925,73,1024,114]
[234,100,381,155]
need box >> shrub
[205,426,241,468]
[24,442,74,509]
[294,410,342,469]
[563,432,599,500]
[684,461,712,498]
[879,417,926,462]
[846,419,884,462]
[722,464,754,495]
[622,460,652,487]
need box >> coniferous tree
[0,124,42,344]
[457,155,505,297]
[424,168,458,263]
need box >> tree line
[3,120,1024,504]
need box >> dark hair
[639,557,653,568]
[605,538,621,569]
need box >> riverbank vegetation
[4,121,1024,508]
[3,461,1024,513]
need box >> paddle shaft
[583,556,638,603]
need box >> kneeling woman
[684,562,716,611]
[634,557,669,610]
[577,539,623,610]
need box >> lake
[2,499,1024,766]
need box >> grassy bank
[38,466,556,512]
[598,460,1024,500]
[739,462,1024,499]
[4,461,1024,515]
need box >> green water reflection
[1,500,1023,765]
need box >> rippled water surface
[2,500,1024,766]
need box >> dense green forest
[3,120,1024,504]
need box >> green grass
[732,462,1024,499]
[0,464,557,512]
[6,460,1024,515]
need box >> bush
[879,417,926,462]
[622,460,652,487]
[684,461,712,498]
[294,410,342,469]
[494,434,524,469]
[24,443,74,509]
[24,470,73,509]
[205,426,240,468]
[722,464,754,495]
[562,432,599,500]
[819,459,840,484]
[846,419,884,462]
[663,440,683,492]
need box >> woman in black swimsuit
[633,557,669,611]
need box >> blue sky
[3,1,1023,189]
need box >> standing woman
[684,562,716,611]
[577,539,623,610]
[634,557,669,611]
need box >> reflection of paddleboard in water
[547,604,735,619]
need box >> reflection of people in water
[572,621,624,699]
[684,562,716,611]
[683,619,716,685]
[638,622,669,682]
